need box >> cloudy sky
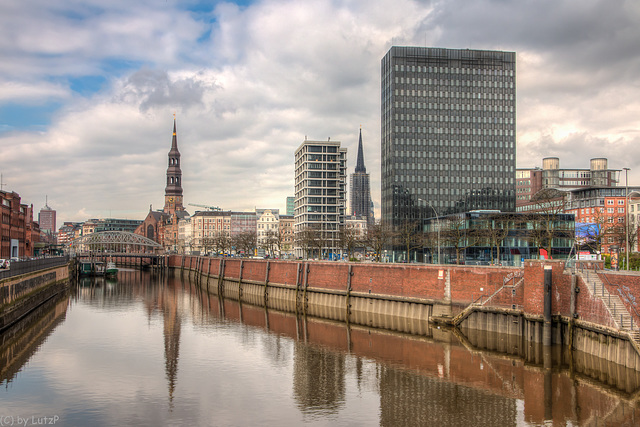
[2,0,640,226]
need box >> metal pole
[624,167,630,270]
[543,265,553,347]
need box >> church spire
[164,116,184,214]
[355,127,366,173]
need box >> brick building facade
[1,190,38,258]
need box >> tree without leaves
[364,220,395,262]
[395,220,423,263]
[338,223,362,260]
[528,188,573,258]
[201,237,215,255]
[260,229,280,257]
[296,226,325,259]
[476,213,513,264]
[232,231,257,257]
[213,231,231,255]
[442,214,477,264]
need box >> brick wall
[172,256,519,304]
[523,261,572,316]
[268,262,299,286]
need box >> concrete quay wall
[0,264,70,332]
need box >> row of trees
[174,188,639,262]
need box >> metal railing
[593,263,640,330]
[0,256,69,281]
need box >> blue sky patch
[69,75,107,96]
[0,102,62,133]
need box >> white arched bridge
[68,231,162,253]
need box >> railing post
[621,314,624,329]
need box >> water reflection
[0,289,69,384]
[1,269,640,426]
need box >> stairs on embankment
[449,276,525,326]
[579,269,640,342]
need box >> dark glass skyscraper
[381,46,516,226]
[349,128,373,225]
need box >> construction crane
[188,203,221,211]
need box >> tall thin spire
[164,117,184,214]
[170,117,178,152]
[355,127,366,173]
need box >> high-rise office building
[349,128,373,225]
[381,46,516,226]
[294,139,347,258]
[286,196,295,216]
[38,199,57,241]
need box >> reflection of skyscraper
[292,343,346,414]
[379,365,515,425]
[350,128,373,225]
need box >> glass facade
[423,212,575,266]
[381,47,517,226]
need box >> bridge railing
[0,256,70,281]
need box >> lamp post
[418,198,440,264]
[624,167,630,270]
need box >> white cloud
[1,0,639,225]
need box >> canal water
[2,269,640,426]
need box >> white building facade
[294,139,347,259]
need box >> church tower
[164,118,184,214]
[349,127,373,225]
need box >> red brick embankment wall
[170,255,517,308]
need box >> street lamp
[418,198,440,264]
[624,167,630,270]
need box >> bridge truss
[68,231,163,253]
